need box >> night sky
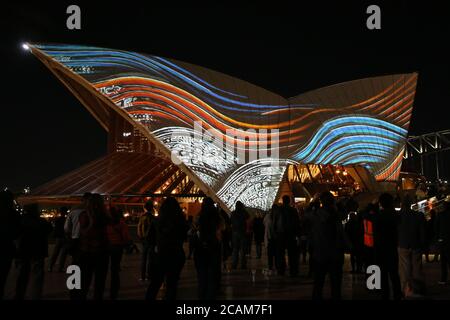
[2,1,450,191]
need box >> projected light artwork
[28,44,417,211]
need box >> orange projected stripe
[97,78,313,142]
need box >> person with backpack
[106,207,130,300]
[362,202,378,270]
[137,200,156,281]
[78,194,110,300]
[64,193,91,265]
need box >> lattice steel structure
[404,130,450,179]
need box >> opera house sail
[27,43,417,212]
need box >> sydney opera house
[22,43,417,213]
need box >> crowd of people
[1,187,450,300]
[0,191,131,300]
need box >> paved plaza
[4,241,450,300]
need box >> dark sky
[2,1,450,191]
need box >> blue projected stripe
[38,45,301,112]
[318,143,394,163]
[153,56,247,99]
[297,128,402,162]
[293,116,407,174]
[333,150,386,164]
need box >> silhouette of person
[397,195,426,297]
[14,203,53,300]
[425,209,437,262]
[137,200,156,281]
[264,205,277,271]
[48,207,69,272]
[145,197,187,300]
[194,197,224,300]
[106,207,130,300]
[64,192,91,300]
[0,190,20,300]
[230,201,249,269]
[345,211,364,273]
[186,215,195,259]
[253,211,265,259]
[78,194,110,300]
[273,195,301,277]
[375,193,402,300]
[436,197,450,284]
[219,208,232,270]
[307,191,346,300]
